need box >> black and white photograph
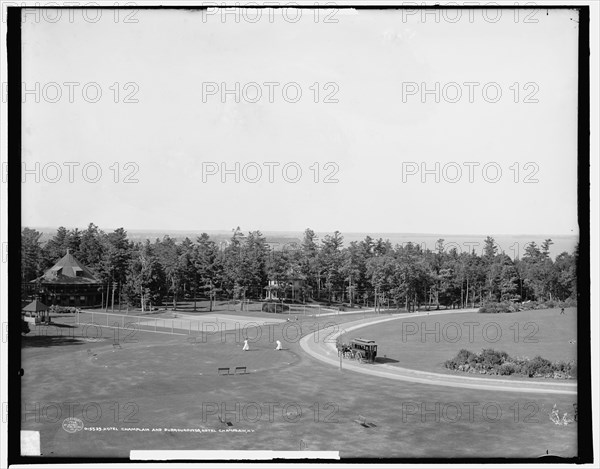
[1,1,597,466]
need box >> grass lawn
[20,310,578,459]
[81,299,384,321]
[337,308,577,379]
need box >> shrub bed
[444,348,576,379]
[261,302,290,314]
[49,305,79,314]
[479,298,577,314]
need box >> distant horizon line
[25,226,579,238]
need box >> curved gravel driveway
[299,309,577,395]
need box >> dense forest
[21,224,578,311]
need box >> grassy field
[20,309,578,459]
[337,308,577,378]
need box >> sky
[20,7,580,236]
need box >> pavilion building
[30,249,102,307]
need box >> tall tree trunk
[316,275,321,301]
[349,276,353,308]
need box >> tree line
[21,224,578,311]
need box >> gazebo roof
[22,299,49,312]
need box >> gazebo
[22,299,50,325]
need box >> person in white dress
[242,339,249,351]
[275,340,282,351]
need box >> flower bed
[444,348,576,379]
[479,298,577,314]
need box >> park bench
[218,367,231,375]
[112,343,122,350]
[234,366,247,374]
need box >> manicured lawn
[20,311,578,459]
[339,308,577,378]
[81,299,346,320]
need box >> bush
[21,318,30,335]
[569,363,578,378]
[49,305,78,314]
[524,356,553,377]
[499,362,516,375]
[479,301,514,314]
[479,348,508,367]
[558,298,577,309]
[455,349,477,364]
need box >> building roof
[33,249,101,285]
[22,299,49,312]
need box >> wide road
[299,309,577,395]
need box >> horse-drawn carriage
[337,337,378,363]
